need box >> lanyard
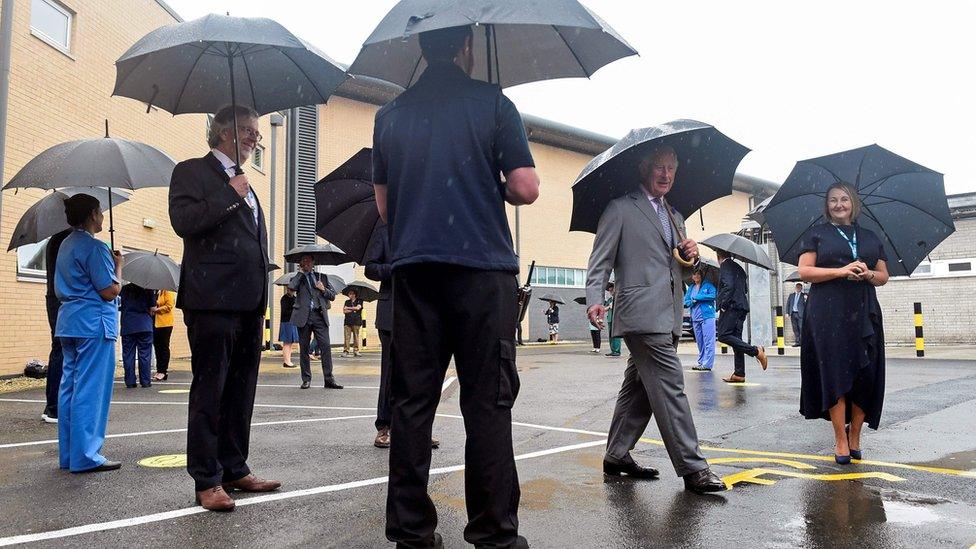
[833,225,858,260]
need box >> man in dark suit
[786,282,806,346]
[287,254,341,390]
[365,227,393,447]
[42,229,71,424]
[715,249,767,383]
[169,105,280,512]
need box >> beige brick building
[0,0,773,376]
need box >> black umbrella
[121,250,180,291]
[7,187,131,251]
[283,243,351,266]
[763,145,954,277]
[314,148,381,265]
[114,13,347,171]
[348,0,637,88]
[274,271,345,290]
[570,120,750,234]
[700,233,774,271]
[684,257,720,286]
[342,280,380,302]
[538,293,565,305]
[2,123,175,249]
[573,296,587,305]
[784,270,803,283]
[746,196,773,226]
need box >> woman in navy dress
[798,182,890,464]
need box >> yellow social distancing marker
[722,467,906,490]
[158,389,190,394]
[138,454,187,468]
[708,457,817,470]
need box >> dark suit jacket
[786,291,807,317]
[169,152,269,313]
[717,258,749,312]
[364,227,392,332]
[286,271,336,328]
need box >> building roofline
[335,74,780,196]
[153,0,184,22]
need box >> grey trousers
[605,333,708,477]
[298,309,334,384]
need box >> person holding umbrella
[278,287,299,369]
[371,25,540,549]
[544,299,560,344]
[684,267,717,372]
[585,145,725,494]
[119,283,155,388]
[786,282,807,347]
[42,229,71,424]
[715,249,768,382]
[797,182,889,464]
[54,194,123,473]
[341,288,364,357]
[287,253,341,389]
[169,104,279,512]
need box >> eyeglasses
[235,126,263,142]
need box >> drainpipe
[0,0,17,226]
[267,112,284,336]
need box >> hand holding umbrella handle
[662,198,696,268]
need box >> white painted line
[111,381,380,390]
[0,439,606,547]
[0,415,376,450]
[435,414,608,438]
[0,398,374,412]
[441,376,456,393]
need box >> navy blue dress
[799,223,886,429]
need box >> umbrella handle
[662,197,695,267]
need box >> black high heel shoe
[845,424,862,460]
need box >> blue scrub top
[54,229,119,340]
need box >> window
[530,265,586,288]
[251,144,265,171]
[30,0,72,53]
[897,258,976,279]
[17,239,49,279]
[948,262,971,273]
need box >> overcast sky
[163,0,976,195]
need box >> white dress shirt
[211,148,258,227]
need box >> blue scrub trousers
[693,317,716,370]
[122,331,153,387]
[58,336,116,472]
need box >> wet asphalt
[0,345,974,548]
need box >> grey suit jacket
[287,271,337,328]
[585,191,689,338]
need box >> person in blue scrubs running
[55,193,123,473]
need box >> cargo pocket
[497,339,520,408]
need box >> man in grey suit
[287,253,342,390]
[786,282,806,346]
[586,145,725,494]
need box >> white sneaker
[591,348,599,353]
[353,351,362,357]
[41,413,58,424]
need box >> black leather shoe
[603,459,660,479]
[73,460,122,473]
[300,381,310,389]
[323,380,344,389]
[396,532,443,549]
[683,468,726,494]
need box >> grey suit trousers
[605,333,708,477]
[298,309,334,384]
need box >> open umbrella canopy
[114,13,347,116]
[348,0,637,89]
[573,296,587,305]
[274,271,345,290]
[684,257,720,286]
[537,293,565,305]
[746,196,773,226]
[2,136,175,192]
[341,280,380,302]
[8,187,131,251]
[314,148,381,265]
[122,250,180,291]
[700,233,774,271]
[283,243,351,266]
[570,120,750,233]
[763,145,954,277]
[784,270,803,283]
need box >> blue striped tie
[653,197,672,246]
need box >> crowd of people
[38,23,890,549]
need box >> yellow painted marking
[634,438,976,479]
[914,313,924,326]
[726,382,761,387]
[776,336,785,347]
[722,468,906,490]
[158,389,190,394]
[709,457,817,470]
[775,317,784,328]
[915,337,925,351]
[138,454,186,468]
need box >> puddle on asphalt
[909,448,976,472]
[881,500,940,526]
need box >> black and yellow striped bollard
[263,306,272,351]
[775,306,785,355]
[914,302,925,358]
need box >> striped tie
[653,197,672,246]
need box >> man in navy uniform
[372,24,541,549]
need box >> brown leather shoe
[722,374,746,383]
[374,427,391,448]
[222,473,281,493]
[196,486,235,512]
[756,346,768,371]
[431,436,440,449]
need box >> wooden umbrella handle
[662,197,695,267]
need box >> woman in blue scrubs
[55,194,123,473]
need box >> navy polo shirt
[372,62,535,273]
